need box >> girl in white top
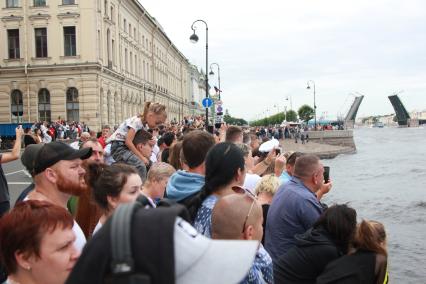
[107,102,167,180]
[86,163,142,235]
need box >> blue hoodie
[166,170,205,202]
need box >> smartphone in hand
[323,166,330,183]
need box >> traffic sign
[202,97,213,108]
[217,106,223,112]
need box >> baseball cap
[21,144,44,175]
[175,217,257,284]
[33,142,92,175]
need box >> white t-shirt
[107,116,144,142]
[92,220,102,236]
[243,173,262,194]
[73,220,86,252]
[150,143,160,163]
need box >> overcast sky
[139,0,426,121]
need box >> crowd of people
[0,102,389,284]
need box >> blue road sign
[202,97,213,108]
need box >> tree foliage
[286,110,298,122]
[223,112,248,126]
[298,105,314,123]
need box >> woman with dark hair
[23,128,37,147]
[317,220,389,284]
[189,142,246,238]
[0,200,79,284]
[85,163,142,235]
[34,128,43,144]
[273,204,357,283]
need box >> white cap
[258,138,280,153]
[174,217,258,284]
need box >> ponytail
[354,220,387,256]
[185,142,245,221]
[85,163,107,190]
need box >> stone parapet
[305,130,356,149]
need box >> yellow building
[0,0,192,130]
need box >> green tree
[298,105,314,123]
[285,110,298,122]
[224,112,248,126]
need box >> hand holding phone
[323,166,330,183]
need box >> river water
[322,127,426,283]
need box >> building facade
[0,0,192,130]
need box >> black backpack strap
[110,201,141,274]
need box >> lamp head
[189,32,199,43]
[209,69,214,76]
[307,85,311,90]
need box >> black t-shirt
[0,154,9,203]
[261,204,270,245]
[24,134,37,147]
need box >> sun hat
[175,217,257,284]
[258,138,280,153]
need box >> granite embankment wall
[305,130,356,150]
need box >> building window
[62,0,75,4]
[125,48,128,71]
[33,0,46,7]
[6,0,19,8]
[111,39,115,65]
[130,51,133,74]
[66,87,79,122]
[8,29,20,59]
[110,6,114,22]
[104,0,108,16]
[63,26,76,56]
[123,19,126,32]
[38,88,51,122]
[11,90,23,123]
[35,28,48,58]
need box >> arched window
[11,89,23,123]
[66,87,79,122]
[38,88,51,122]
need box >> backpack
[66,196,190,284]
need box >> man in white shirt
[26,142,92,252]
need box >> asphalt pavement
[2,158,32,206]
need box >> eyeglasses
[232,186,257,233]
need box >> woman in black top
[273,204,357,284]
[23,128,37,147]
[317,220,388,284]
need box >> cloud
[140,0,426,120]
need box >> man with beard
[26,142,92,252]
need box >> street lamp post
[209,63,221,100]
[306,80,317,130]
[190,20,209,128]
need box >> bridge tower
[388,95,410,126]
[344,95,364,129]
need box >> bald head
[212,194,263,241]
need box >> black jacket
[316,250,387,284]
[274,227,344,284]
